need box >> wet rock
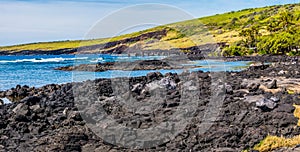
[0,99,3,105]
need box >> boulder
[6,90,15,96]
[256,98,277,111]
[12,103,29,122]
[159,78,176,90]
[21,96,40,106]
[270,96,280,102]
[225,84,233,94]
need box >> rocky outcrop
[55,59,201,72]
[0,60,300,151]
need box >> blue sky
[0,0,298,46]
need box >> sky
[0,0,298,46]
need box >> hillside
[0,3,299,55]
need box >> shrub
[222,45,247,56]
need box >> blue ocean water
[0,54,251,91]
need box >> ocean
[0,54,251,91]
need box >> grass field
[0,3,299,54]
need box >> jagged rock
[159,77,176,90]
[278,70,286,75]
[267,79,277,89]
[225,84,233,94]
[21,96,40,106]
[146,72,163,81]
[12,103,28,115]
[256,98,277,111]
[0,92,5,97]
[30,105,42,113]
[270,96,280,102]
[0,60,299,151]
[131,83,143,93]
[248,63,269,70]
[6,90,15,96]
[247,83,260,92]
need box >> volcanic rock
[267,79,278,89]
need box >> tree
[257,32,294,55]
[239,26,260,48]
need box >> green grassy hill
[1,3,299,55]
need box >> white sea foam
[0,57,89,63]
[1,98,12,104]
[90,58,104,63]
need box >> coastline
[0,55,300,151]
[1,2,300,151]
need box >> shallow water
[0,54,252,91]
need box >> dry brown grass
[253,105,300,152]
[294,104,300,126]
[253,135,300,152]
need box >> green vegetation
[0,3,300,55]
[0,27,166,54]
[222,5,300,56]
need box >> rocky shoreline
[0,56,300,151]
[55,59,201,72]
